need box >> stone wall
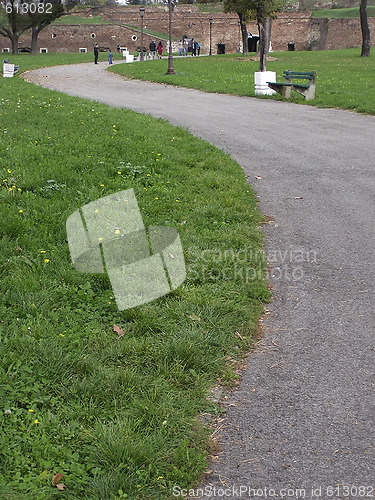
[0,6,373,55]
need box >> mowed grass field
[0,53,270,499]
[111,48,375,115]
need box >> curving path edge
[24,62,375,499]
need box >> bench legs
[267,82,292,98]
[268,83,315,101]
[291,83,316,101]
[281,85,292,98]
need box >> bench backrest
[283,70,316,81]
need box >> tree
[0,0,79,54]
[246,0,285,71]
[27,0,78,54]
[0,0,33,53]
[224,0,286,71]
[360,0,370,57]
[223,0,249,56]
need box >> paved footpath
[24,63,375,499]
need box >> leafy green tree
[0,0,33,53]
[224,0,286,71]
[28,0,79,54]
[0,0,79,54]
[224,0,249,56]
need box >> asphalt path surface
[24,62,375,499]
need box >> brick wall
[0,6,373,55]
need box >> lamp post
[209,17,213,56]
[166,0,175,74]
[139,7,145,62]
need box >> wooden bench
[267,70,316,101]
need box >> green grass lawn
[0,53,269,499]
[197,2,225,12]
[110,48,375,115]
[52,15,109,24]
[312,6,375,17]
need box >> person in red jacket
[157,41,163,59]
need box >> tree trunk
[31,26,38,54]
[360,0,371,57]
[238,12,248,56]
[11,34,19,54]
[257,16,272,72]
[257,20,266,71]
[267,17,272,55]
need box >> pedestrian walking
[191,39,196,56]
[183,38,188,56]
[108,49,113,64]
[94,43,99,64]
[197,42,200,56]
[149,40,156,58]
[157,41,163,59]
[178,39,183,56]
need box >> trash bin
[248,35,259,52]
[3,60,15,78]
[217,43,225,55]
[288,42,295,51]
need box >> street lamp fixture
[209,17,213,56]
[166,0,175,74]
[139,7,145,62]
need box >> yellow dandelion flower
[115,229,120,235]
[40,250,46,253]
[44,259,50,263]
[19,210,23,213]
[34,419,39,424]
[29,409,34,412]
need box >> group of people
[94,36,201,65]
[178,38,200,56]
[94,43,113,65]
[149,40,164,59]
